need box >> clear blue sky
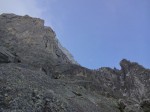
[0,0,150,69]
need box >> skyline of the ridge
[0,0,150,69]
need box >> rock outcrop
[0,13,150,112]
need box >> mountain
[0,13,150,112]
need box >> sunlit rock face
[0,13,150,112]
[0,13,76,67]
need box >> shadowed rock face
[0,13,150,112]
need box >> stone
[0,13,150,112]
[0,47,20,63]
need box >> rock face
[0,13,150,112]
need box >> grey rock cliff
[0,13,74,67]
[0,13,150,112]
[55,37,78,65]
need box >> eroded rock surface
[0,13,150,112]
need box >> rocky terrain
[0,13,150,112]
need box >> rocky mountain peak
[120,59,147,75]
[0,14,150,112]
[0,13,77,67]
